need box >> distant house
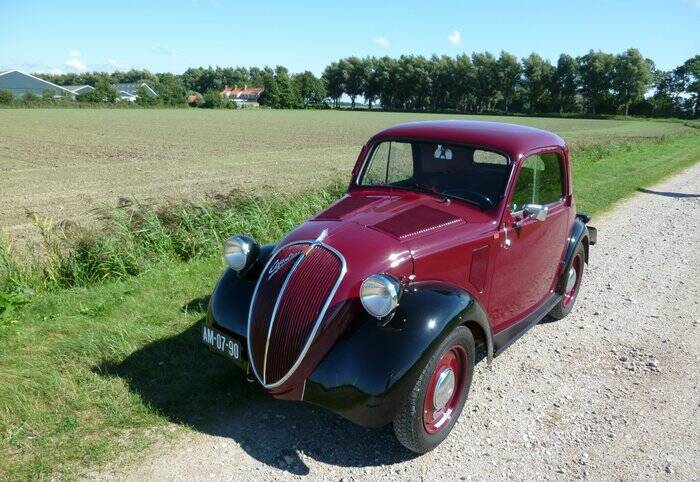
[64,85,95,96]
[111,82,158,102]
[221,85,264,106]
[0,70,76,97]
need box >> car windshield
[358,140,511,209]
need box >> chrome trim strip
[246,239,347,389]
[261,252,305,384]
[246,240,310,385]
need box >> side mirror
[523,203,548,222]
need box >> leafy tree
[612,48,652,116]
[80,76,117,103]
[42,89,55,101]
[374,56,398,109]
[0,90,12,104]
[362,57,382,109]
[344,56,368,108]
[201,89,224,108]
[272,66,302,108]
[322,61,347,108]
[676,55,700,118]
[156,74,186,106]
[497,51,521,113]
[427,55,455,111]
[293,71,326,107]
[22,91,38,102]
[471,52,499,111]
[522,53,555,113]
[452,54,476,111]
[135,85,158,106]
[553,54,579,113]
[578,50,615,114]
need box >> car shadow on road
[636,187,699,198]
[93,316,415,475]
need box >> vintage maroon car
[203,120,596,453]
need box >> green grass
[0,126,698,479]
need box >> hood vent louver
[371,205,463,240]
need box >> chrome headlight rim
[360,273,402,319]
[223,235,258,272]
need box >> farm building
[65,85,95,95]
[221,85,264,106]
[111,82,158,101]
[0,70,75,97]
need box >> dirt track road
[100,165,700,481]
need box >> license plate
[202,325,244,366]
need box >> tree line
[33,49,700,117]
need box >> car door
[488,151,568,332]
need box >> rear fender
[556,216,591,294]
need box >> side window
[361,141,414,185]
[511,153,565,212]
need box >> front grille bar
[246,239,347,389]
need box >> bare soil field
[0,109,695,242]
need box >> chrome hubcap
[433,368,455,410]
[565,266,577,293]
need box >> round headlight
[223,235,257,272]
[360,274,401,319]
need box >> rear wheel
[393,326,474,453]
[549,242,585,320]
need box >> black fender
[555,215,593,295]
[207,244,276,338]
[303,281,493,428]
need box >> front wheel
[393,326,475,453]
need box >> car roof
[370,120,566,161]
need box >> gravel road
[102,165,699,481]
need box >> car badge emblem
[267,253,296,280]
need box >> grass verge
[0,133,698,480]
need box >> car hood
[247,192,493,395]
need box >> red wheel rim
[423,344,468,434]
[563,254,583,307]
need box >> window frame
[508,149,567,216]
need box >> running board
[493,294,561,356]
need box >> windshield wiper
[391,183,488,210]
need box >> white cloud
[448,30,462,45]
[108,59,128,70]
[373,36,390,48]
[68,50,81,57]
[151,46,175,56]
[65,58,88,72]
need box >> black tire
[549,241,586,320]
[393,325,475,453]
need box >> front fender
[207,244,276,338]
[303,281,492,428]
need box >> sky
[1,0,698,76]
